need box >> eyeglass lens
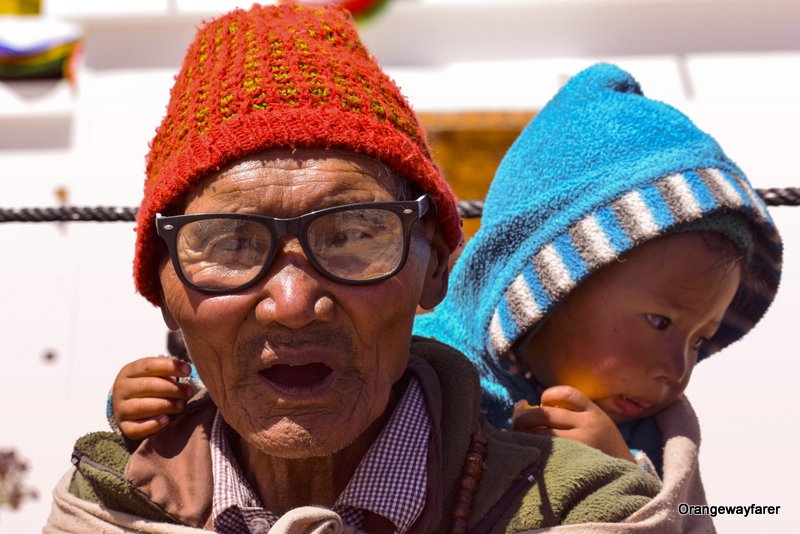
[175,208,405,289]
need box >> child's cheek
[551,367,607,400]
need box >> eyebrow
[650,284,708,315]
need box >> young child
[508,227,745,469]
[413,63,782,529]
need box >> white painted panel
[69,69,176,205]
[1,223,79,532]
[173,0,261,13]
[390,55,687,111]
[45,0,169,17]
[682,53,800,188]
[687,52,800,99]
[0,223,168,532]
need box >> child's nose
[651,343,692,385]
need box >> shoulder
[69,431,132,503]
[411,335,474,365]
[411,334,480,377]
[68,392,217,523]
[68,430,172,522]
[409,335,484,424]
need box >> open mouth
[614,395,653,417]
[259,363,333,390]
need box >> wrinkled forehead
[179,148,401,215]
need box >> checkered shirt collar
[210,378,431,533]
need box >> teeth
[623,395,641,407]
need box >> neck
[230,390,400,514]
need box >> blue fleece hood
[414,63,782,427]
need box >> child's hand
[512,385,634,463]
[112,357,194,440]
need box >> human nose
[650,342,691,385]
[253,240,335,328]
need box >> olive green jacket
[46,337,659,533]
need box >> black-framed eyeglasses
[156,194,431,293]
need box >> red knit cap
[134,1,461,305]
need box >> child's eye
[645,314,671,331]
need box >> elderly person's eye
[310,210,399,251]
[178,219,270,276]
[208,234,255,254]
[203,232,269,268]
[182,220,264,254]
[329,228,375,247]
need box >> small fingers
[119,376,194,400]
[512,404,575,433]
[118,416,170,441]
[116,397,186,422]
[540,385,594,411]
[121,357,192,380]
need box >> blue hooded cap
[414,63,782,427]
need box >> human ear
[418,224,452,310]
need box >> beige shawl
[45,468,369,534]
[45,468,206,533]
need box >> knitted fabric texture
[414,63,783,426]
[134,2,460,305]
[669,211,754,260]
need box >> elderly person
[45,3,658,533]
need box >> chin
[608,414,634,425]
[243,418,355,459]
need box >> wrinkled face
[524,233,741,424]
[158,149,447,458]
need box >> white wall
[1,1,798,531]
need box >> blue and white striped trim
[488,167,781,360]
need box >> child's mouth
[614,395,653,417]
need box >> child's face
[523,232,741,424]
